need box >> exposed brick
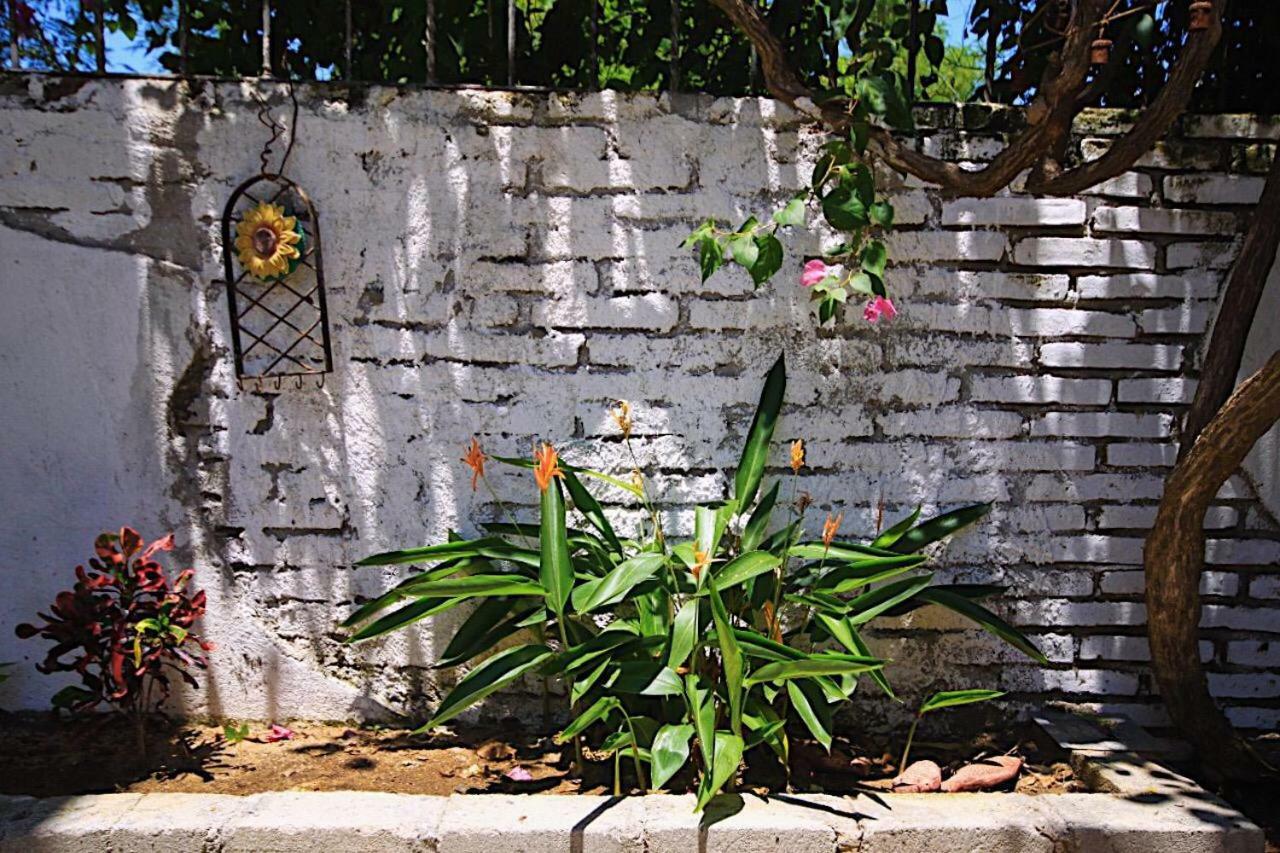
[1206,673,1280,699]
[1106,442,1178,467]
[533,293,677,330]
[971,375,1112,405]
[1091,205,1237,235]
[941,197,1086,227]
[1226,641,1280,667]
[1075,272,1221,300]
[1007,309,1137,338]
[1166,240,1240,271]
[1182,114,1280,140]
[1079,172,1153,198]
[1117,378,1198,404]
[1080,635,1214,663]
[1012,237,1156,269]
[877,407,1024,439]
[1039,342,1182,371]
[1027,473,1164,502]
[1031,412,1173,438]
[1248,575,1280,599]
[886,230,1008,263]
[1137,304,1213,335]
[1164,173,1266,205]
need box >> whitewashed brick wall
[0,76,1276,730]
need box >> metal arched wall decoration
[220,82,332,391]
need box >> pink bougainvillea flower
[800,259,832,288]
[265,724,295,743]
[863,296,898,324]
[503,766,534,782]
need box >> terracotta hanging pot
[1188,0,1215,31]
[1090,37,1113,65]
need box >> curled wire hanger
[251,60,300,179]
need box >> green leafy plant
[223,722,251,744]
[344,352,1044,808]
[899,688,1005,770]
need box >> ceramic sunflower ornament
[234,201,304,280]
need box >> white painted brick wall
[0,77,1275,728]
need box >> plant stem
[622,711,648,791]
[899,714,921,772]
[556,617,585,773]
[481,472,527,539]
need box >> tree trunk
[1180,153,1280,457]
[1146,351,1280,782]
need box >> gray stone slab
[852,792,1065,852]
[638,793,858,853]
[108,791,250,852]
[1048,793,1262,853]
[0,793,143,853]
[435,793,645,853]
[221,791,445,853]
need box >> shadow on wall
[0,77,1274,730]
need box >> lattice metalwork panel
[220,174,332,389]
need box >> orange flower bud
[461,437,487,492]
[533,442,564,493]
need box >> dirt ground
[0,713,1077,798]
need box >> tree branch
[1146,350,1280,783]
[1179,152,1280,455]
[707,0,1106,198]
[1027,0,1225,195]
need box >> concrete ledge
[0,787,1261,852]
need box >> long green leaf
[611,662,684,696]
[694,504,734,563]
[883,583,1005,617]
[813,554,929,593]
[746,652,881,685]
[390,574,546,599]
[556,695,618,742]
[342,558,478,628]
[666,600,699,669]
[650,724,694,791]
[712,551,782,591]
[916,588,1047,663]
[345,596,464,643]
[571,659,609,706]
[888,503,991,554]
[421,644,553,729]
[919,689,1004,715]
[562,468,624,555]
[571,553,665,613]
[741,480,779,552]
[789,541,900,561]
[695,732,745,812]
[734,352,786,509]
[557,627,644,675]
[436,600,537,668]
[815,613,896,700]
[358,537,537,567]
[540,479,574,616]
[846,574,934,625]
[685,673,716,767]
[786,679,833,751]
[871,505,921,549]
[708,578,744,734]
[731,627,805,662]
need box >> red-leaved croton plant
[16,528,211,717]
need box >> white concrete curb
[0,787,1261,852]
[0,713,1263,852]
